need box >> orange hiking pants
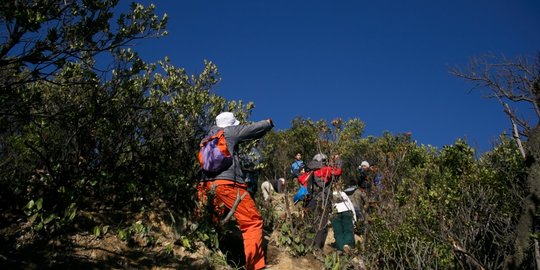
[198,180,266,270]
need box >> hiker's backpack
[198,129,233,175]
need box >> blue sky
[130,0,539,153]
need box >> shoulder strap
[200,129,224,146]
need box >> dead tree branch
[504,103,527,158]
[449,54,540,137]
[450,239,487,270]
[220,188,247,225]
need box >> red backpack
[197,130,233,174]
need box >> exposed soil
[0,223,326,269]
[0,194,360,269]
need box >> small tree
[451,53,540,268]
[0,0,167,88]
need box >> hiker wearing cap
[197,112,274,270]
[358,161,372,194]
[296,153,342,197]
[301,153,343,249]
[359,160,370,171]
[349,161,372,235]
[310,154,342,191]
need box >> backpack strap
[201,129,224,146]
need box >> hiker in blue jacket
[290,152,305,178]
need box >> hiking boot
[343,244,352,255]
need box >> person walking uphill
[198,112,274,270]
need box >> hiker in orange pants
[199,180,265,270]
[198,112,274,270]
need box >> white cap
[216,112,240,128]
[361,161,370,168]
[313,153,327,162]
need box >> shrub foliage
[0,1,537,269]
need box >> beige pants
[261,181,275,201]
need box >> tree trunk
[512,125,540,268]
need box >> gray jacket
[201,120,273,184]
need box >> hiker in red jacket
[302,153,343,249]
[314,165,342,184]
[297,154,342,189]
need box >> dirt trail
[1,212,329,269]
[1,193,349,269]
[267,244,324,270]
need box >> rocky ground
[0,193,363,269]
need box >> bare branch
[220,189,247,225]
[450,53,540,139]
[450,239,487,270]
[505,103,526,158]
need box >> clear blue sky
[130,0,539,153]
